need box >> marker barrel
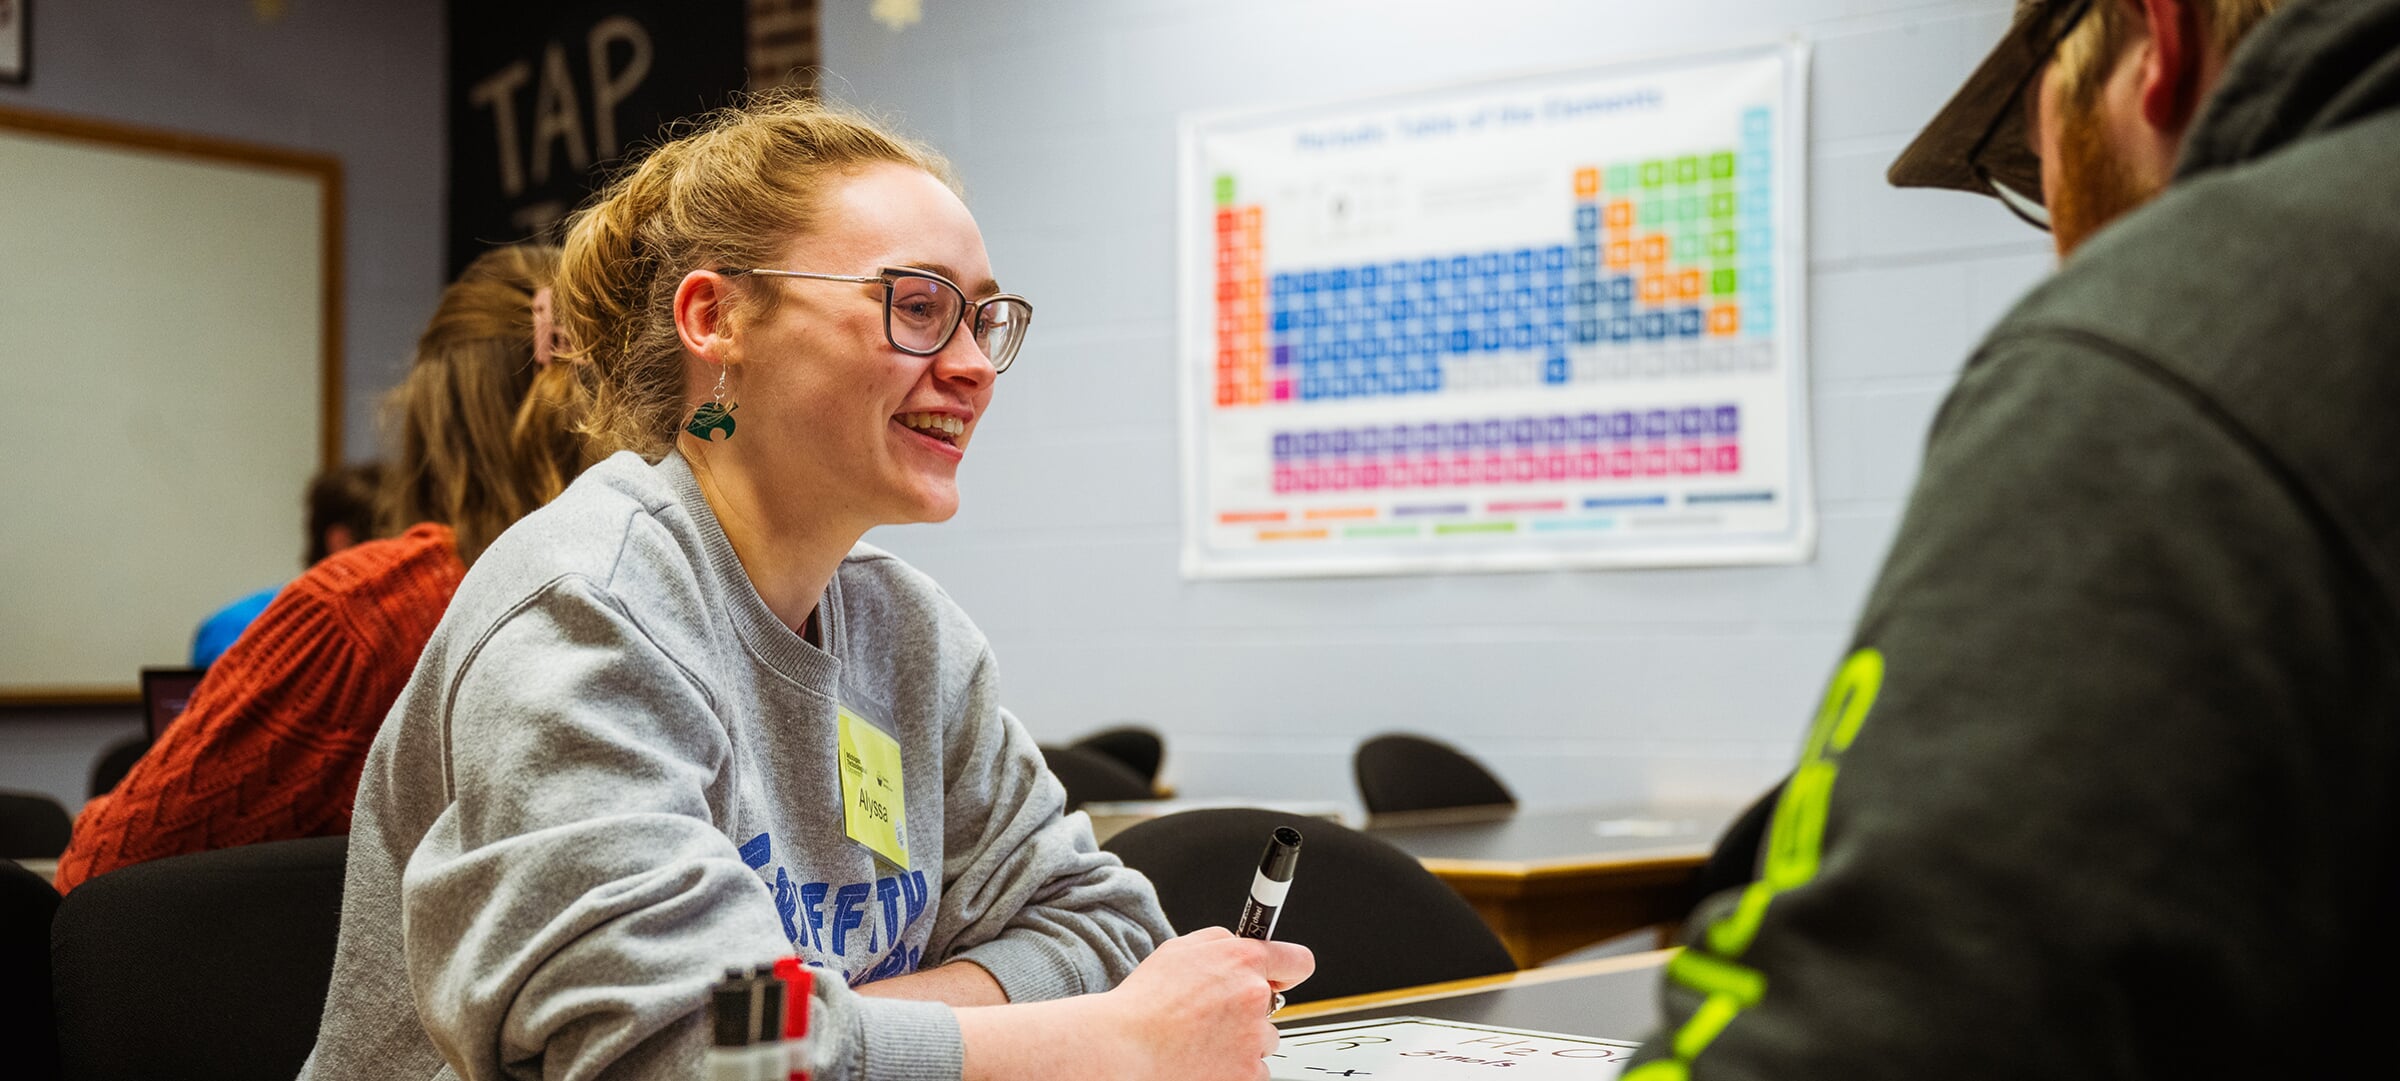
[706,968,755,1081]
[1234,826,1303,940]
[750,965,785,1081]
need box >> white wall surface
[828,0,2054,809]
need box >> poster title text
[1292,88,1665,153]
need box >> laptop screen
[139,666,206,741]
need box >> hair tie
[531,287,559,368]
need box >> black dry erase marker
[1234,826,1302,941]
[751,964,786,1080]
[706,967,755,1081]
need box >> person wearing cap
[1626,0,2400,1077]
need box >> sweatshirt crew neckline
[658,450,844,692]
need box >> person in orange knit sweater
[55,243,592,893]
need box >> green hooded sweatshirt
[1628,0,2400,1077]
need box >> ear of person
[673,271,744,443]
[2133,0,2208,133]
[672,269,741,358]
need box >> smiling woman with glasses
[301,93,1310,1081]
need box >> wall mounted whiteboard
[0,105,342,703]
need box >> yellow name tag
[837,707,909,870]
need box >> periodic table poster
[1179,44,1813,578]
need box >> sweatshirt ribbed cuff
[846,995,964,1081]
[954,933,1089,1004]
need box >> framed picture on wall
[0,0,26,85]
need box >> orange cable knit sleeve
[54,526,462,893]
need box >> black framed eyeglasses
[1967,0,2095,231]
[718,265,1033,373]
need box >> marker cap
[1258,826,1303,882]
[773,957,815,1038]
[751,965,785,1045]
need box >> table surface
[1080,797,1355,845]
[1364,803,1741,871]
[1277,949,1672,1043]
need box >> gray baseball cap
[1887,0,2093,207]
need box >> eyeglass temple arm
[717,268,887,284]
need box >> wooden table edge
[1273,948,1678,1022]
[1417,849,1707,881]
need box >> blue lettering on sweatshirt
[901,868,929,924]
[863,944,924,982]
[875,877,903,947]
[743,832,933,982]
[830,882,873,955]
[800,881,828,953]
[773,867,800,945]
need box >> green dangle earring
[686,362,738,441]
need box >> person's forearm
[955,996,1118,1081]
[853,959,1009,1006]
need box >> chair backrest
[1104,807,1516,1004]
[87,736,152,799]
[0,790,72,859]
[51,834,348,1081]
[3,858,62,1081]
[1039,743,1157,812]
[1069,724,1165,786]
[1687,777,1785,907]
[1351,733,1516,817]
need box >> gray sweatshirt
[299,450,1171,1081]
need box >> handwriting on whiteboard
[1273,1017,1641,1079]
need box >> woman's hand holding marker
[958,827,1313,1081]
[956,928,1314,1081]
[1097,928,1316,1080]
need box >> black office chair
[3,858,62,1081]
[1039,743,1157,812]
[1352,733,1517,817]
[1532,778,1792,967]
[87,735,151,799]
[1687,777,1786,907]
[1069,724,1166,789]
[1104,807,1517,1004]
[0,790,73,859]
[51,834,349,1081]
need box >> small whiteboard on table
[1274,1016,1641,1079]
[1180,43,1812,578]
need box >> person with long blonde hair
[55,243,589,892]
[303,95,1309,1081]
